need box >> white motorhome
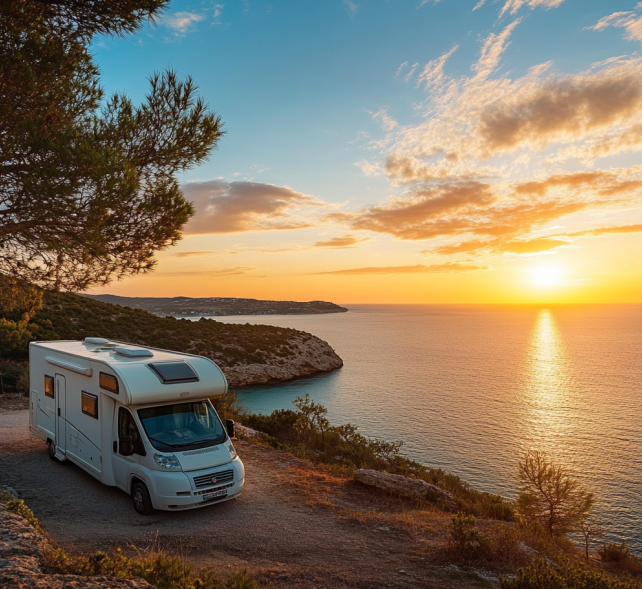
[28,338,244,514]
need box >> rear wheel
[132,481,154,515]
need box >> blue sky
[91,0,642,303]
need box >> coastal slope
[13,291,343,388]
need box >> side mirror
[225,419,235,439]
[119,435,133,456]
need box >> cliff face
[223,332,343,387]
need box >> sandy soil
[0,409,491,588]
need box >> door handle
[58,408,61,416]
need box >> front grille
[193,469,234,489]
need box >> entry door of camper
[55,374,66,453]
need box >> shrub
[500,557,642,589]
[599,543,642,575]
[46,545,257,589]
[5,499,45,534]
[448,512,486,552]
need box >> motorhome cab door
[112,406,144,490]
[55,374,66,455]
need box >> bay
[193,305,642,550]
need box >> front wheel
[47,440,57,461]
[132,481,154,515]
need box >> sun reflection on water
[521,309,575,454]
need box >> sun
[531,264,563,287]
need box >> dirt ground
[0,408,494,588]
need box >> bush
[448,512,486,552]
[599,543,642,575]
[5,499,45,534]
[500,557,642,589]
[46,546,257,589]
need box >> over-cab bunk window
[44,375,54,399]
[99,372,118,394]
[147,361,199,384]
[81,391,98,419]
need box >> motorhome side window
[99,372,118,394]
[118,408,145,455]
[81,391,98,418]
[44,375,54,399]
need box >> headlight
[227,444,237,460]
[154,453,181,470]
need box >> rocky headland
[2,290,343,389]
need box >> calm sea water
[194,305,642,551]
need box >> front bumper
[145,458,245,511]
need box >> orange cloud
[314,235,369,248]
[170,251,217,258]
[312,263,488,275]
[477,64,642,154]
[563,223,642,238]
[183,181,325,234]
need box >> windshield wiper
[146,435,185,448]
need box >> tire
[132,481,154,515]
[47,440,57,461]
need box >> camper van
[28,338,244,514]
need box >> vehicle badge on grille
[211,477,217,484]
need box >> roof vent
[114,347,154,358]
[84,337,112,346]
[148,361,199,384]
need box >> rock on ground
[0,506,151,589]
[223,333,343,387]
[354,469,457,511]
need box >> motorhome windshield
[137,401,226,452]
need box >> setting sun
[531,264,564,287]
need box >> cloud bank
[183,181,325,234]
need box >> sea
[191,305,642,551]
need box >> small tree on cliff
[517,450,594,537]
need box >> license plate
[203,489,227,501]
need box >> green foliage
[46,546,257,589]
[517,450,594,537]
[5,499,45,534]
[448,512,486,551]
[0,288,302,370]
[0,1,223,290]
[500,557,642,589]
[0,361,29,394]
[242,396,515,521]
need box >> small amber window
[81,391,98,419]
[99,372,118,394]
[44,375,55,399]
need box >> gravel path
[0,410,480,588]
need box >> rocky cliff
[0,505,150,589]
[224,331,343,387]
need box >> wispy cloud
[312,263,488,275]
[314,235,370,248]
[159,267,254,277]
[183,180,327,234]
[344,0,359,18]
[590,5,642,44]
[170,251,217,258]
[161,11,204,35]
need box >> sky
[90,0,642,304]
